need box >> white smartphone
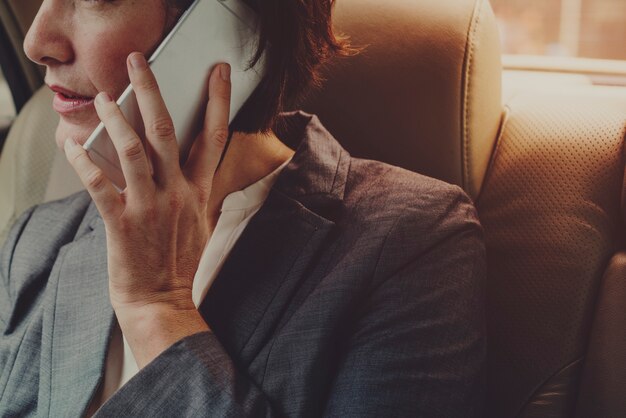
[83,0,266,190]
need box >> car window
[0,67,16,128]
[491,0,626,60]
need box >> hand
[63,52,232,365]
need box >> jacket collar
[273,111,349,205]
[199,110,351,363]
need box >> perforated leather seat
[304,3,626,415]
[2,0,626,416]
[477,87,626,416]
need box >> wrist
[116,302,210,369]
[110,287,195,313]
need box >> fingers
[184,63,231,193]
[127,52,181,185]
[93,91,155,196]
[64,138,121,218]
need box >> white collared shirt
[86,156,292,414]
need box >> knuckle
[211,127,230,147]
[85,169,106,191]
[213,89,230,102]
[148,117,175,139]
[100,105,120,121]
[121,139,145,161]
[136,76,159,93]
[119,204,152,230]
[166,190,185,212]
[70,151,85,165]
[196,186,210,204]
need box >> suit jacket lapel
[45,204,116,417]
[199,111,350,364]
[199,190,336,363]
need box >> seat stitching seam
[462,0,485,193]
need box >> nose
[23,0,73,66]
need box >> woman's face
[24,0,173,149]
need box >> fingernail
[96,92,112,105]
[130,53,148,70]
[220,63,231,82]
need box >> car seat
[302,4,626,412]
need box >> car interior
[1,0,625,416]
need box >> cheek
[80,25,164,98]
[80,35,136,98]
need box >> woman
[0,0,486,416]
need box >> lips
[48,84,95,116]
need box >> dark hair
[169,0,360,134]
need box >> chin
[55,118,99,150]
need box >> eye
[81,0,115,6]
[79,0,115,10]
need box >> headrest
[301,0,503,198]
[0,88,60,244]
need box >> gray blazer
[0,111,486,417]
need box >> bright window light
[491,0,626,61]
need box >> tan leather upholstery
[301,0,502,199]
[477,86,626,417]
[575,252,626,417]
[0,87,79,244]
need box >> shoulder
[338,156,484,281]
[9,190,92,242]
[343,156,481,236]
[1,190,93,278]
[335,156,486,310]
